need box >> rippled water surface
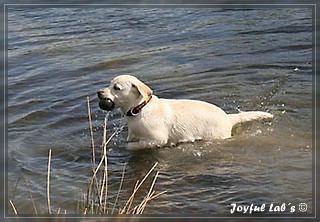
[7,7,313,215]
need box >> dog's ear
[131,80,153,100]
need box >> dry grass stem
[87,96,96,169]
[47,149,52,214]
[25,177,38,214]
[120,162,159,214]
[147,190,167,201]
[86,107,112,213]
[130,170,165,214]
[103,117,108,214]
[125,180,140,213]
[9,200,18,214]
[111,163,126,214]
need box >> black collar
[126,96,152,117]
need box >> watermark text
[230,203,308,214]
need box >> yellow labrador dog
[97,75,273,150]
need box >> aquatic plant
[8,97,166,215]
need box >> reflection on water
[7,7,313,214]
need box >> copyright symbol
[299,203,307,212]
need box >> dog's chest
[126,116,154,137]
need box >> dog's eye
[114,85,121,90]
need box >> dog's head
[97,75,153,113]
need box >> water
[7,7,313,215]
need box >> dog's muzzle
[97,91,115,111]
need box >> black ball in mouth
[99,98,115,111]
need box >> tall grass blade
[47,149,52,214]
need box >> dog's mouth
[99,98,115,111]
